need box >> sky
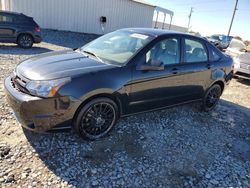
[146,0,250,40]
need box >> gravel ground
[0,29,250,188]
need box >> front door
[128,36,189,114]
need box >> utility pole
[228,0,238,36]
[187,7,193,32]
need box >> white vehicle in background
[226,39,250,78]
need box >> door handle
[171,68,179,74]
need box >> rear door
[180,37,212,98]
[0,13,16,42]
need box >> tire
[17,34,33,48]
[202,84,222,112]
[74,98,118,140]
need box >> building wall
[3,0,154,34]
[153,21,188,33]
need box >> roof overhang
[155,6,174,16]
[131,1,174,16]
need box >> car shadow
[0,45,52,55]
[235,77,250,86]
[23,99,250,186]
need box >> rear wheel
[74,98,118,140]
[17,34,33,48]
[202,84,222,112]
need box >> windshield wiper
[82,50,104,63]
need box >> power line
[173,0,223,7]
[194,8,250,13]
[195,9,233,13]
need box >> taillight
[35,26,41,32]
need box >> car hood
[16,50,115,80]
[238,53,250,64]
[207,38,219,43]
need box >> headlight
[26,77,71,98]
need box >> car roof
[0,10,26,17]
[119,28,205,41]
[120,28,183,36]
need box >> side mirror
[137,60,164,71]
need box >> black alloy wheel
[74,98,118,140]
[17,34,33,48]
[202,84,222,111]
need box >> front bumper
[234,67,250,78]
[33,31,42,43]
[4,76,80,132]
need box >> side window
[146,38,180,65]
[0,15,13,23]
[185,39,208,63]
[210,48,221,61]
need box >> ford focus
[4,28,233,140]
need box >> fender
[58,66,132,115]
[71,88,126,117]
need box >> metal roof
[131,1,174,16]
[131,0,155,7]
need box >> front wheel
[74,98,118,140]
[202,84,222,112]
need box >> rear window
[210,48,221,61]
[15,16,32,24]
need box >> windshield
[229,39,246,51]
[81,31,154,65]
[211,35,222,41]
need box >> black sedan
[4,28,233,140]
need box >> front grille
[240,63,250,70]
[11,74,30,94]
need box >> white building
[0,0,178,34]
